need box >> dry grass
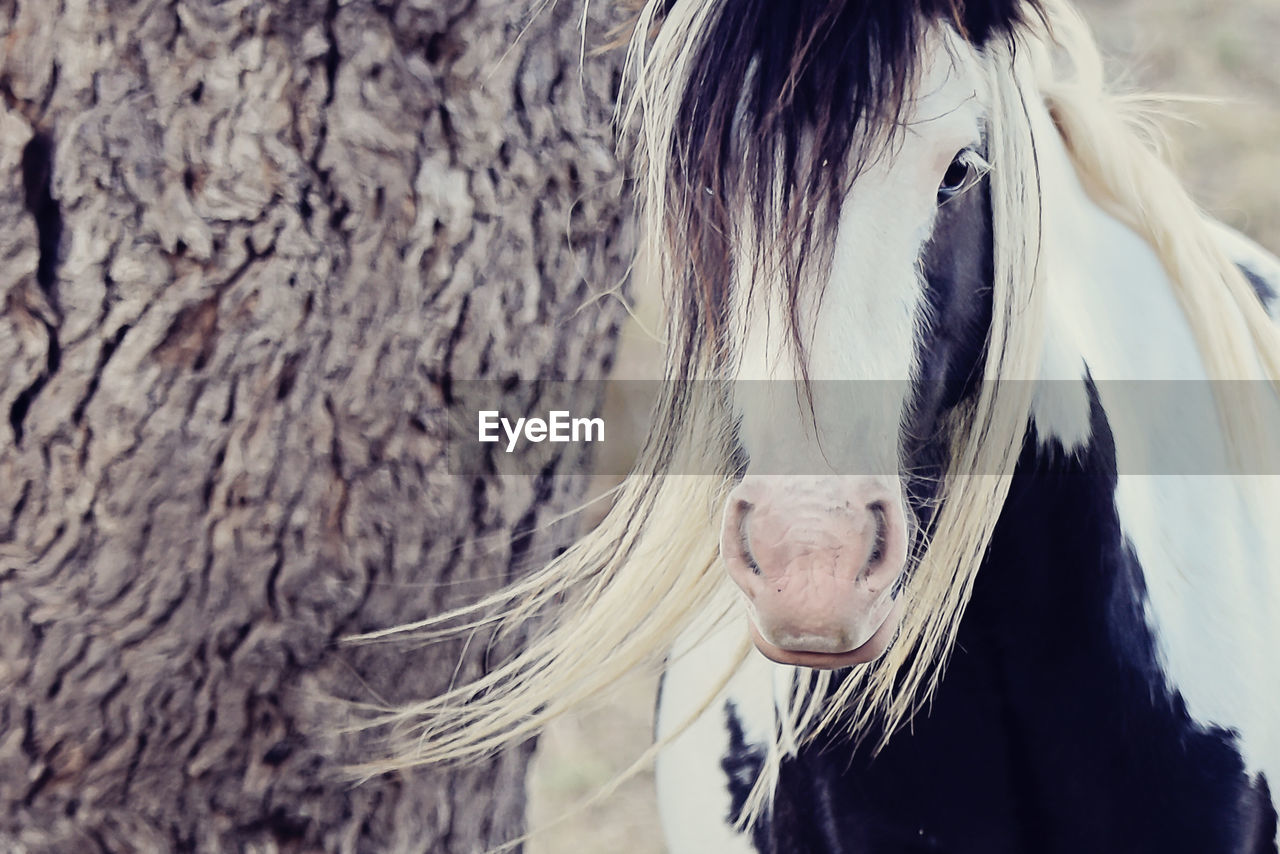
[527,3,1279,851]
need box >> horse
[362,0,1280,850]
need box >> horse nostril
[867,501,888,566]
[735,500,762,576]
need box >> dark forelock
[656,0,1040,373]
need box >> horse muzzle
[720,474,909,669]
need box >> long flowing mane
[351,0,1280,832]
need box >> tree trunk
[0,0,629,851]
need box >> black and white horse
[375,0,1280,850]
[648,2,1280,851]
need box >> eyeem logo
[478,410,605,453]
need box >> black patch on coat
[1245,774,1280,854]
[1239,262,1277,306]
[755,382,1272,853]
[722,701,768,830]
[903,173,995,527]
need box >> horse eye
[937,154,973,204]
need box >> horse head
[701,22,1000,668]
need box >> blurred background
[527,1,1280,851]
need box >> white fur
[730,33,988,479]
[656,603,774,854]
[1028,94,1280,797]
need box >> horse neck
[999,94,1280,782]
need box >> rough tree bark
[0,0,630,851]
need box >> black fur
[903,167,996,525]
[723,701,768,825]
[1240,262,1278,307]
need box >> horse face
[722,37,992,668]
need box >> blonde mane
[349,0,1280,835]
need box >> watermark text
[478,410,605,453]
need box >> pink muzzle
[721,475,910,668]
